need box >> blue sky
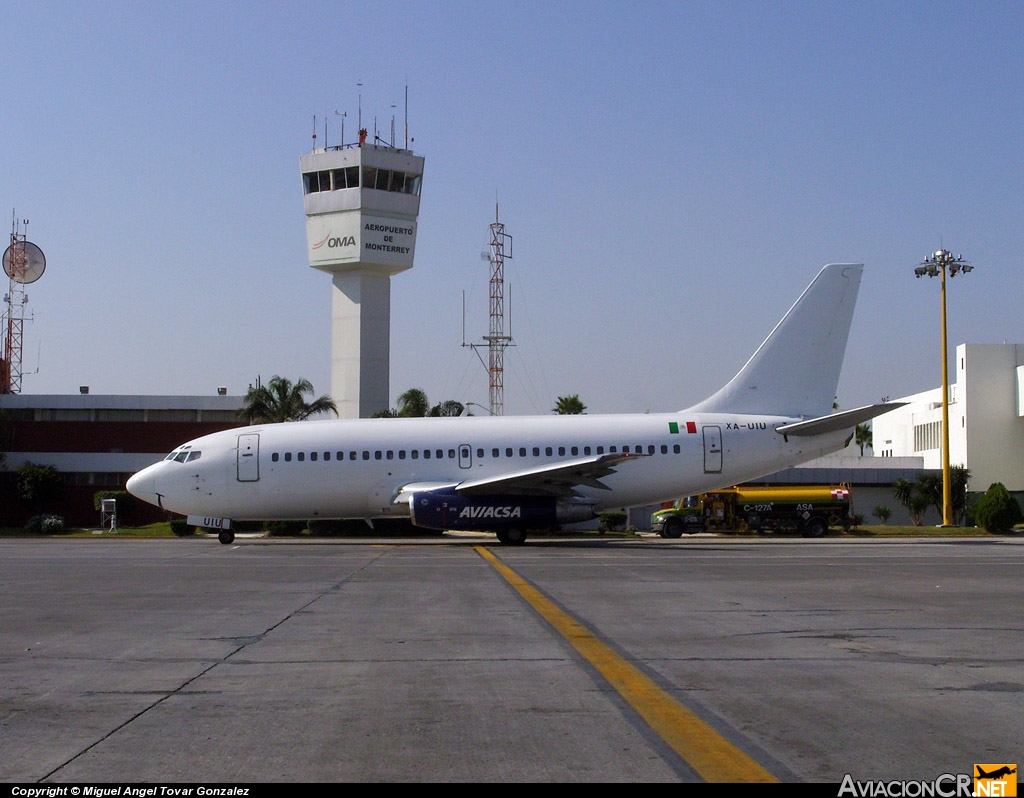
[2,1,1021,414]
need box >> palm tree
[855,423,872,456]
[378,389,464,418]
[430,399,465,417]
[950,465,971,525]
[240,376,337,424]
[397,388,430,418]
[553,394,586,415]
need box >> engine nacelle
[409,490,595,531]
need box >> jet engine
[409,489,595,531]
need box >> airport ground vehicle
[651,484,852,538]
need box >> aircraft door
[458,443,472,470]
[237,433,260,482]
[703,426,722,473]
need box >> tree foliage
[397,388,430,418]
[430,399,465,417]
[17,462,63,504]
[892,467,971,525]
[973,482,1022,532]
[0,408,10,470]
[950,466,971,525]
[855,423,872,456]
[552,394,586,415]
[240,376,337,424]
[376,388,464,418]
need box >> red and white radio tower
[1,214,46,394]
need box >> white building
[873,343,1024,492]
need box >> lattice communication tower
[462,206,514,416]
[2,215,45,394]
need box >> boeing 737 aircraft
[127,263,900,544]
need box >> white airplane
[127,263,900,545]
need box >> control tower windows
[303,166,420,196]
[363,167,422,196]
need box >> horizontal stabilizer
[775,403,906,437]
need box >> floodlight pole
[915,249,972,526]
[939,259,952,526]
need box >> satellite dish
[2,241,46,284]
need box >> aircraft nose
[126,465,160,507]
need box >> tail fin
[686,263,863,419]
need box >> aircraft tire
[496,527,528,545]
[218,530,235,545]
[662,518,684,539]
[804,517,828,538]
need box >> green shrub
[93,490,142,522]
[973,483,1023,532]
[25,514,65,535]
[169,519,196,537]
[598,511,627,532]
[263,520,307,536]
[307,519,354,536]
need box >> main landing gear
[495,528,528,545]
[218,530,235,545]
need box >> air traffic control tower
[300,141,424,418]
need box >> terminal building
[872,343,1024,493]
[0,393,245,527]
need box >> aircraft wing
[393,481,462,506]
[455,452,649,497]
[775,402,906,437]
[393,453,649,505]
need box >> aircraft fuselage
[127,411,849,524]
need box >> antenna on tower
[463,203,514,416]
[357,80,363,132]
[2,213,46,394]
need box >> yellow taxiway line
[476,545,777,783]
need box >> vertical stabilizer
[686,263,862,419]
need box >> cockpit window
[165,446,199,463]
